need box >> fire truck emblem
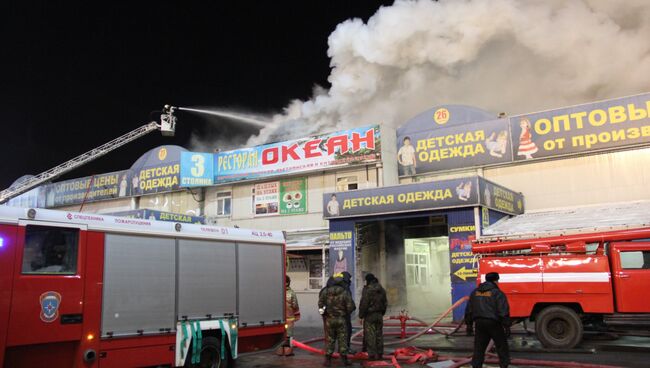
[39,291,62,323]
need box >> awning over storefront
[482,200,650,240]
[285,228,329,251]
[322,176,524,219]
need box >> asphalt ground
[236,326,650,368]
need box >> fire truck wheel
[185,336,229,368]
[535,305,583,349]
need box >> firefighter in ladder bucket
[465,272,511,368]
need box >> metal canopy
[481,200,650,240]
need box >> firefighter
[318,274,356,366]
[319,275,337,341]
[465,272,511,368]
[277,275,300,356]
[359,273,387,361]
[341,271,355,353]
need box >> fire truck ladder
[0,105,177,205]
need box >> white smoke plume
[248,0,650,145]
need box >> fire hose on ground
[290,296,623,367]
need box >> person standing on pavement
[358,273,387,361]
[319,276,337,341]
[278,275,300,356]
[340,271,355,353]
[318,275,356,367]
[464,272,511,368]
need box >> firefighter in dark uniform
[464,272,511,368]
[318,275,356,366]
[358,273,387,361]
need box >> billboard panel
[180,152,214,187]
[214,125,381,183]
[43,170,130,207]
[323,176,523,218]
[397,119,512,176]
[510,93,650,161]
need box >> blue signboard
[328,220,356,295]
[109,209,205,224]
[510,92,650,161]
[323,176,524,218]
[397,118,512,176]
[180,152,214,187]
[397,93,650,175]
[130,145,185,195]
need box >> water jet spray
[178,107,269,128]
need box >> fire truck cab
[473,203,650,349]
[0,206,286,368]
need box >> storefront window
[216,191,231,217]
[337,176,358,191]
[141,192,201,216]
[309,259,324,289]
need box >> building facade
[7,92,650,325]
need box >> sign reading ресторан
[322,176,524,219]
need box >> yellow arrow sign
[454,266,478,281]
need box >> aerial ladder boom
[0,105,177,204]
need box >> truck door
[0,224,19,366]
[6,224,86,347]
[610,242,650,313]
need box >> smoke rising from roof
[247,0,650,145]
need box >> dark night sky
[0,1,393,189]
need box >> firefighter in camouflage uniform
[318,274,356,366]
[359,273,387,360]
[277,275,300,356]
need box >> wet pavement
[236,326,650,368]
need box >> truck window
[620,250,650,270]
[22,225,79,275]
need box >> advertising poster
[397,119,512,176]
[180,152,214,187]
[253,182,279,216]
[214,125,381,183]
[510,93,650,161]
[328,220,356,294]
[449,225,477,284]
[44,170,129,207]
[329,231,353,275]
[279,178,307,215]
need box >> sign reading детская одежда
[323,176,524,219]
[213,125,381,183]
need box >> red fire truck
[473,225,650,349]
[0,206,286,367]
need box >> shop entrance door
[404,237,452,320]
